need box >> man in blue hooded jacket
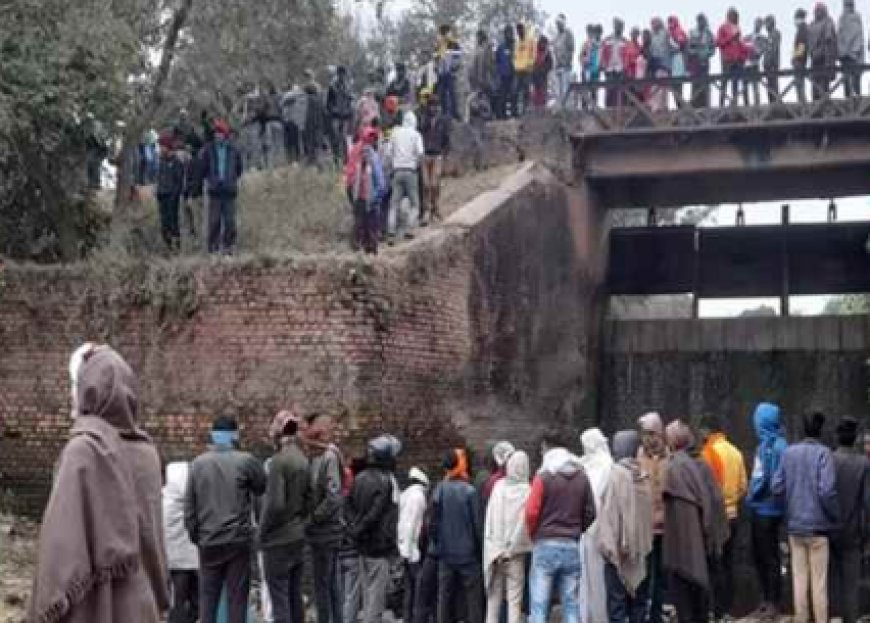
[746,402,788,620]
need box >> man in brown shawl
[30,344,170,623]
[663,419,715,623]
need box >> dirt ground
[0,515,36,623]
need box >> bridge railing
[565,64,870,134]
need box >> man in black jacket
[185,416,267,623]
[327,66,354,166]
[348,434,402,623]
[830,417,870,623]
[432,449,483,623]
[156,131,185,252]
[259,410,310,623]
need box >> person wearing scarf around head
[579,428,614,623]
[347,434,402,623]
[483,451,532,623]
[431,448,484,623]
[663,420,716,623]
[304,413,348,623]
[345,126,386,254]
[31,344,170,623]
[398,467,430,623]
[258,410,310,623]
[525,435,596,623]
[482,441,516,504]
[636,411,670,623]
[597,431,653,623]
[185,415,266,623]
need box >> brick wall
[0,163,603,516]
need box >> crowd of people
[29,343,870,623]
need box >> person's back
[390,111,424,172]
[259,438,309,548]
[433,477,481,565]
[702,430,747,520]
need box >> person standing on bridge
[808,2,839,101]
[772,412,839,623]
[746,17,769,106]
[688,14,716,108]
[648,18,671,111]
[837,0,865,97]
[793,8,811,103]
[764,15,783,103]
[31,345,170,623]
[717,8,749,106]
[553,15,576,108]
[495,26,516,119]
[602,18,630,108]
[514,23,537,116]
[532,35,554,111]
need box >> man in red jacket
[525,437,597,623]
[717,8,749,105]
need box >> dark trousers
[404,561,422,623]
[263,544,305,623]
[710,519,737,618]
[496,75,514,118]
[414,555,439,623]
[670,574,707,623]
[765,70,781,104]
[605,71,626,108]
[811,65,834,101]
[841,57,863,96]
[603,561,648,623]
[439,74,458,120]
[794,66,808,103]
[170,570,199,623]
[721,62,746,106]
[207,194,237,254]
[312,545,342,623]
[647,535,667,623]
[199,542,252,623]
[830,536,861,623]
[285,123,300,163]
[515,72,532,116]
[330,118,350,165]
[437,561,483,623]
[158,195,181,250]
[751,514,783,608]
[691,67,710,108]
[351,197,378,254]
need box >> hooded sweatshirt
[597,431,653,596]
[701,431,748,520]
[526,448,596,540]
[747,403,788,517]
[31,346,170,623]
[163,463,199,571]
[388,111,424,171]
[431,449,483,566]
[398,469,429,563]
[484,452,533,588]
[580,428,613,623]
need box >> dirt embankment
[0,515,36,623]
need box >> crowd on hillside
[28,343,870,623]
[84,2,869,257]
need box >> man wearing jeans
[387,111,424,243]
[259,411,310,623]
[525,440,597,623]
[552,15,576,107]
[772,412,839,623]
[185,416,267,623]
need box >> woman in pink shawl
[30,344,169,623]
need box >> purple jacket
[772,439,839,535]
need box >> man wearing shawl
[399,467,430,623]
[525,436,597,623]
[597,431,653,623]
[483,451,532,623]
[663,420,715,623]
[579,428,613,623]
[31,345,170,623]
[259,410,310,623]
[186,415,267,623]
[636,412,669,623]
[164,462,200,623]
[431,449,484,623]
[482,441,516,504]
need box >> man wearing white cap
[482,441,516,504]
[399,467,431,623]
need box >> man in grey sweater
[185,416,267,623]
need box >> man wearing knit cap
[432,449,484,623]
[200,118,243,254]
[399,467,430,623]
[636,412,669,623]
[259,410,310,623]
[482,441,516,503]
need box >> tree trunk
[112,0,195,246]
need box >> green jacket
[258,439,311,549]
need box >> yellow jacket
[702,433,748,520]
[514,32,537,73]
